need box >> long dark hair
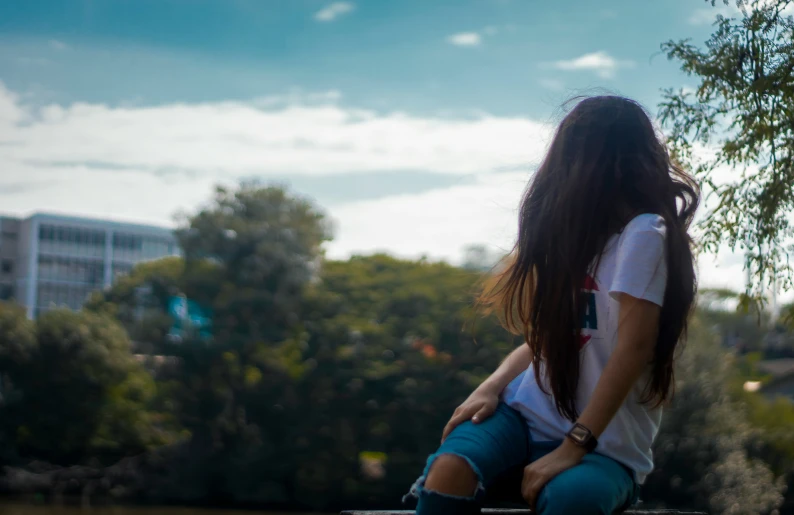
[481,96,699,421]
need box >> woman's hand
[441,384,500,442]
[521,439,587,509]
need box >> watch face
[570,425,589,443]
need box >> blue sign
[167,294,212,342]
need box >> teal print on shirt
[579,275,599,349]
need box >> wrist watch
[566,423,598,452]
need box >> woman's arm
[441,343,530,441]
[479,343,532,395]
[521,294,660,507]
[574,294,659,438]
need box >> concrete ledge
[342,510,706,515]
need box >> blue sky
[0,0,751,291]
[1,0,714,112]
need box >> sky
[0,0,761,294]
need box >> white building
[0,213,179,318]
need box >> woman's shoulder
[622,213,666,238]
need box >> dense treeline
[0,184,792,514]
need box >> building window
[39,225,53,241]
[113,233,143,251]
[37,255,104,286]
[40,225,105,244]
[1,259,11,274]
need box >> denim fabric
[407,403,638,515]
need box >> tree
[176,182,332,344]
[461,244,501,272]
[114,183,336,505]
[71,179,794,512]
[86,245,519,509]
[85,256,184,354]
[0,302,36,372]
[660,0,794,297]
[697,288,770,353]
[277,254,518,509]
[0,305,162,464]
[643,315,785,514]
[0,302,36,463]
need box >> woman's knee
[424,454,479,497]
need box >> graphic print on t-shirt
[579,275,601,349]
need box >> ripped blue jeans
[405,403,638,515]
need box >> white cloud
[689,1,794,25]
[688,4,736,24]
[328,172,526,261]
[538,78,565,91]
[549,51,634,79]
[447,32,482,47]
[0,84,26,126]
[327,169,774,300]
[251,89,343,108]
[768,0,794,13]
[49,39,68,51]
[446,24,512,47]
[314,2,354,22]
[680,86,698,97]
[0,84,549,180]
[0,162,220,228]
[0,80,550,226]
[0,82,762,296]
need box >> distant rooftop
[1,212,175,236]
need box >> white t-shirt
[502,213,667,484]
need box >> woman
[405,96,699,515]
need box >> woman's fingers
[471,402,496,424]
[441,405,476,441]
[521,470,543,510]
[441,413,466,441]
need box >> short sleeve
[609,214,667,307]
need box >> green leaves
[176,182,331,344]
[0,305,163,465]
[12,179,790,512]
[644,315,785,514]
[0,302,35,371]
[660,0,794,298]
